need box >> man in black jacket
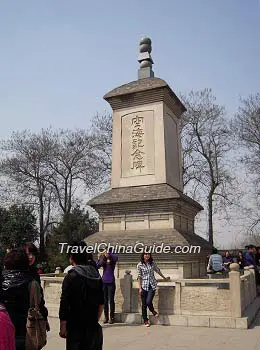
[59,241,104,350]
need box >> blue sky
[0,0,259,139]
[0,0,259,246]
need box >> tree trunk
[39,231,45,261]
[208,191,214,246]
[39,192,45,260]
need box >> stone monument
[86,37,212,279]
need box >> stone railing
[117,264,256,318]
[40,263,259,328]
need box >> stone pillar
[169,213,174,228]
[99,218,103,231]
[144,215,149,229]
[120,215,126,230]
[121,270,133,313]
[249,267,257,300]
[174,281,181,315]
[41,279,45,291]
[243,267,251,306]
[229,263,242,318]
[55,267,61,275]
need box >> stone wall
[180,286,230,316]
[41,277,63,317]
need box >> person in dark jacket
[255,247,260,266]
[59,241,104,350]
[237,250,245,270]
[23,242,49,327]
[244,245,257,267]
[223,250,233,270]
[1,249,42,350]
[244,245,260,285]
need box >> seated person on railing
[244,245,257,268]
[223,250,234,271]
[255,247,260,267]
[207,248,224,274]
[237,251,245,270]
[244,244,260,286]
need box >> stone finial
[55,266,62,274]
[138,37,154,79]
[230,263,240,272]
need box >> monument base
[86,227,211,279]
[86,184,212,278]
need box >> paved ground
[46,313,260,350]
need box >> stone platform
[113,295,260,329]
[45,312,260,350]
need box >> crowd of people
[0,243,49,350]
[4,242,259,349]
[207,245,260,285]
[0,241,168,349]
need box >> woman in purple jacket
[97,249,118,324]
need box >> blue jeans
[141,286,155,322]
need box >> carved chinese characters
[131,116,145,172]
[121,110,155,178]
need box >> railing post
[41,279,45,291]
[244,267,251,306]
[55,266,61,275]
[121,270,133,313]
[249,266,257,300]
[229,263,242,317]
[244,267,253,304]
[174,281,181,315]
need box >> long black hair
[23,242,39,257]
[140,252,153,264]
[100,249,116,268]
[4,248,30,271]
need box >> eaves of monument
[87,184,203,212]
[103,77,186,116]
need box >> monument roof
[87,184,203,211]
[103,77,186,115]
[104,77,168,99]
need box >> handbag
[25,280,47,350]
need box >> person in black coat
[59,241,104,350]
[23,242,49,328]
[237,250,245,270]
[1,249,41,350]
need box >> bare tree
[0,127,104,257]
[89,113,112,192]
[0,130,55,258]
[41,128,96,215]
[181,89,234,245]
[232,93,260,174]
[231,93,260,234]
